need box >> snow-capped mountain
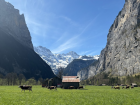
[34,46,99,74]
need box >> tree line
[80,72,140,86]
[0,73,48,86]
[0,67,64,86]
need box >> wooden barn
[131,83,138,87]
[62,76,80,89]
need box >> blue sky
[6,0,125,56]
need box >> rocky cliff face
[78,0,140,80]
[77,61,99,80]
[0,0,55,79]
[0,0,33,49]
[63,59,96,76]
[0,28,55,79]
[97,0,140,76]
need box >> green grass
[0,86,140,105]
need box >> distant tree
[6,73,12,85]
[21,79,26,85]
[39,78,43,84]
[26,78,36,85]
[37,80,41,85]
[11,73,18,85]
[18,74,26,85]
[56,67,64,79]
[0,74,4,79]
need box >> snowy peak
[67,51,79,57]
[34,46,53,57]
[79,55,99,60]
[34,46,99,74]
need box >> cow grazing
[131,86,134,89]
[122,86,125,89]
[19,85,32,92]
[69,86,75,89]
[78,86,83,89]
[114,86,120,90]
[125,86,130,89]
[48,86,57,90]
[42,84,47,88]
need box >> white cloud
[59,16,79,27]
[52,35,81,53]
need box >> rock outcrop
[0,0,55,79]
[97,0,140,76]
[78,0,140,80]
[77,61,99,80]
[0,28,55,79]
[0,0,33,49]
[63,59,96,76]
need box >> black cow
[114,86,120,90]
[78,86,83,89]
[125,86,130,89]
[131,86,134,89]
[69,86,75,89]
[19,85,32,92]
[42,84,47,88]
[48,86,57,90]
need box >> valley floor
[0,86,140,105]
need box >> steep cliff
[0,0,33,49]
[0,0,55,79]
[0,28,55,79]
[77,60,99,80]
[78,0,140,80]
[97,0,140,76]
[63,59,96,76]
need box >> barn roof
[62,76,80,82]
[131,83,137,85]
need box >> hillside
[0,28,55,79]
[0,0,55,79]
[63,59,96,76]
[78,0,140,80]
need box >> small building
[62,76,80,89]
[131,83,138,87]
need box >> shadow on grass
[78,89,88,90]
[61,89,88,90]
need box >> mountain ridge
[78,0,140,80]
[34,46,99,74]
[0,28,55,79]
[0,0,55,79]
[0,0,33,49]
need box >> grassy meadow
[0,86,140,105]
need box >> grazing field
[0,86,140,105]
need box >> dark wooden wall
[62,82,79,89]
